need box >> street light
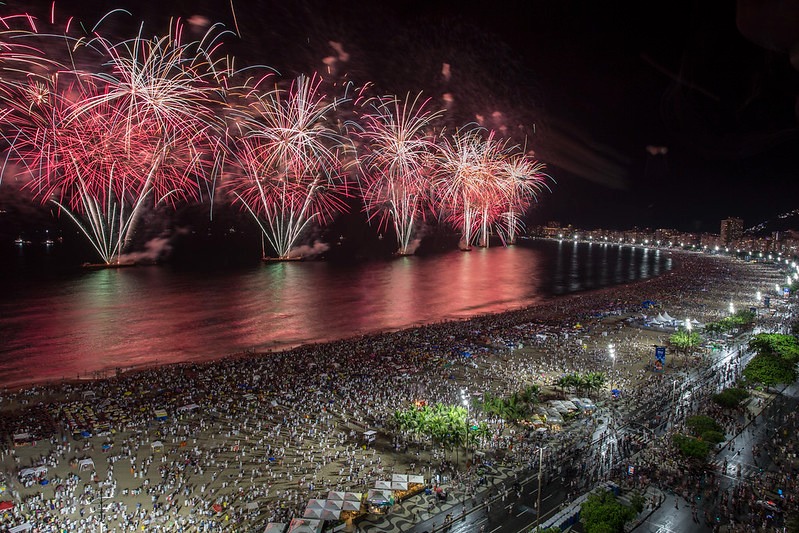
[535,446,546,532]
[459,389,470,471]
[608,344,616,390]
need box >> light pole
[535,446,546,531]
[460,389,470,471]
[608,344,616,389]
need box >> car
[755,500,781,513]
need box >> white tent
[319,509,340,521]
[374,480,392,490]
[287,518,322,533]
[408,474,424,485]
[151,440,164,451]
[655,313,667,323]
[9,524,33,533]
[263,524,287,533]
[302,508,322,520]
[367,489,393,504]
[662,312,675,322]
[391,474,408,490]
[320,499,342,519]
[341,499,361,511]
[177,404,200,412]
[326,491,362,511]
[304,499,325,511]
[78,458,94,471]
[18,466,47,479]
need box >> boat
[82,261,137,270]
[262,256,304,263]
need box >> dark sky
[6,0,799,234]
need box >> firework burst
[495,152,551,245]
[0,18,227,264]
[226,74,352,259]
[434,127,510,249]
[356,93,442,255]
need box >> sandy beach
[0,249,790,532]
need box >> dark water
[0,240,671,388]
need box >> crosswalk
[709,457,767,479]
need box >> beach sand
[0,250,788,531]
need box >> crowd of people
[0,250,792,532]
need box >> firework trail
[226,73,352,259]
[355,93,442,255]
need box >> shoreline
[0,246,682,394]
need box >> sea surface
[0,240,671,388]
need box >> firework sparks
[496,152,552,245]
[356,93,442,255]
[434,127,510,249]
[0,18,227,264]
[226,73,352,259]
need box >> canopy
[263,524,287,533]
[9,524,32,533]
[662,312,675,322]
[177,404,200,412]
[408,475,424,484]
[287,518,322,533]
[78,458,94,471]
[154,409,168,420]
[0,500,14,511]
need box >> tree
[712,387,749,409]
[749,333,799,364]
[584,372,607,395]
[743,353,797,390]
[669,330,701,354]
[580,489,636,533]
[673,434,711,460]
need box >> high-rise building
[720,217,744,245]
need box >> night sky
[3,0,799,238]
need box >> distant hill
[746,209,799,235]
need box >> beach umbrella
[0,501,14,511]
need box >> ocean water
[0,240,670,388]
